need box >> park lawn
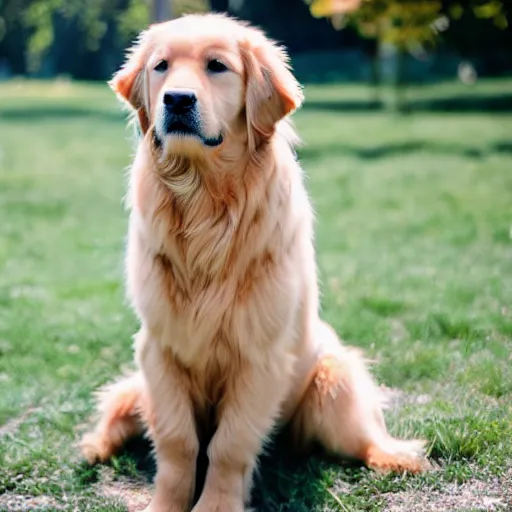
[0,78,511,511]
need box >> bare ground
[384,469,512,512]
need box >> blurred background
[1,2,512,511]
[1,0,512,108]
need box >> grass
[0,77,511,511]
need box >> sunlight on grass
[0,79,511,511]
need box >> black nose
[163,91,197,114]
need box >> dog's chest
[153,243,287,369]
[129,161,302,371]
[130,213,299,374]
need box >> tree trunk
[393,46,407,112]
[151,0,172,22]
[368,38,382,108]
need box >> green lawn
[0,78,511,511]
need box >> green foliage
[21,0,115,71]
[117,0,151,41]
[117,0,209,40]
[307,0,509,49]
[0,0,208,73]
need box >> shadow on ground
[104,430,360,512]
[2,92,512,123]
[297,139,512,162]
[302,92,512,113]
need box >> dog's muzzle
[160,89,223,147]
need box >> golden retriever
[81,13,429,512]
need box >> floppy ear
[240,31,303,150]
[109,33,150,134]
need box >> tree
[152,0,172,22]
[308,1,508,46]
[19,0,121,73]
[306,0,509,109]
[0,0,208,74]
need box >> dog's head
[110,14,303,157]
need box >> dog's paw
[192,493,245,512]
[80,431,113,464]
[142,500,191,512]
[142,501,174,512]
[365,443,432,474]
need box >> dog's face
[110,14,303,157]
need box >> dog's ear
[240,30,303,150]
[110,32,150,134]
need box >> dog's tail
[80,372,148,463]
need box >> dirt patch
[100,477,152,512]
[384,470,512,512]
[0,494,64,511]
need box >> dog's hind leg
[290,322,429,473]
[81,372,147,464]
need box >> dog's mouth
[162,117,223,148]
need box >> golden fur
[81,14,429,512]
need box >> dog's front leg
[192,360,288,512]
[136,328,199,512]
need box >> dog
[81,13,429,512]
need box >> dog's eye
[154,60,168,73]
[206,59,228,74]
